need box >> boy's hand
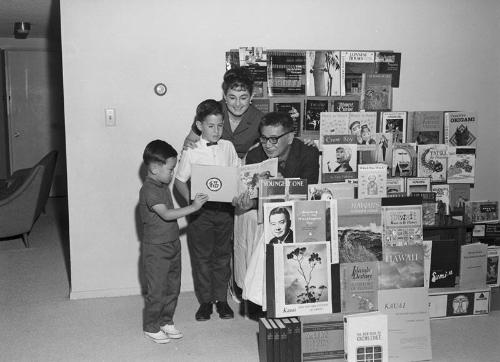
[192,193,209,209]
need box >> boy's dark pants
[142,240,181,333]
[187,203,234,304]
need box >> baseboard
[70,286,141,300]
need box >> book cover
[357,164,388,199]
[381,200,423,246]
[410,191,437,226]
[308,183,355,201]
[487,246,500,287]
[258,178,308,223]
[386,177,405,195]
[300,313,344,361]
[267,241,332,318]
[406,111,443,144]
[447,147,475,184]
[322,135,358,183]
[340,51,375,96]
[303,98,329,139]
[448,183,470,216]
[379,244,425,289]
[391,143,417,177]
[417,144,447,182]
[252,98,270,113]
[294,200,328,243]
[267,50,307,96]
[336,198,383,263]
[405,177,431,196]
[429,239,458,288]
[348,112,378,145]
[377,288,432,362]
[444,111,478,148]
[431,184,450,215]
[381,111,406,144]
[263,201,296,244]
[306,50,341,97]
[422,239,432,289]
[239,46,267,67]
[358,133,394,174]
[331,96,360,112]
[238,158,278,198]
[360,73,392,111]
[340,261,379,313]
[464,200,499,224]
[258,318,274,362]
[343,311,388,362]
[460,242,488,288]
[271,97,304,136]
[190,164,239,203]
[225,49,239,70]
[375,51,401,87]
[319,112,350,149]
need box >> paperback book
[357,163,388,199]
[406,177,431,196]
[406,111,443,144]
[375,51,401,87]
[386,177,405,195]
[303,98,329,138]
[391,143,417,177]
[340,261,379,313]
[321,135,357,183]
[381,111,407,144]
[266,241,332,318]
[459,242,488,288]
[300,314,344,362]
[258,178,308,223]
[417,144,447,183]
[267,50,307,96]
[464,200,499,224]
[331,96,360,112]
[308,183,355,201]
[335,198,383,263]
[429,239,458,288]
[360,73,392,111]
[410,191,437,226]
[447,147,475,184]
[348,112,378,145]
[358,133,394,173]
[444,111,478,148]
[271,98,303,136]
[379,243,425,290]
[381,197,423,246]
[319,112,350,149]
[431,184,450,215]
[306,50,341,96]
[340,51,375,96]
[294,200,328,243]
[487,246,500,287]
[343,311,388,362]
[448,183,470,217]
[238,158,278,198]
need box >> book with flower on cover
[447,147,475,184]
[357,164,388,199]
[343,311,388,362]
[238,158,278,198]
[381,197,423,247]
[379,243,425,290]
[417,144,447,183]
[444,111,478,148]
[266,241,332,318]
[340,261,379,314]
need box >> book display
[224,47,497,362]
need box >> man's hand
[192,193,209,210]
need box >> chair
[0,150,58,247]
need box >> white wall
[60,0,500,298]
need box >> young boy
[139,140,208,344]
[175,99,239,321]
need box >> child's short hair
[195,99,223,124]
[222,67,254,95]
[260,112,294,132]
[143,140,177,166]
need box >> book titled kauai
[460,242,488,288]
[381,111,407,144]
[429,239,458,288]
[447,147,475,184]
[406,111,444,144]
[258,318,274,362]
[340,261,379,313]
[444,111,478,148]
[379,244,425,290]
[417,144,447,183]
[300,313,344,361]
[335,198,383,264]
[271,97,304,136]
[340,51,375,96]
[321,135,357,183]
[267,50,307,96]
[381,197,423,246]
[238,158,278,198]
[266,241,332,318]
[377,288,432,362]
[303,98,329,139]
[294,200,328,243]
[464,200,499,224]
[391,143,417,177]
[343,311,388,362]
[360,73,392,111]
[375,51,401,87]
[306,50,341,97]
[357,164,388,199]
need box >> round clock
[154,83,167,96]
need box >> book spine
[266,243,276,318]
[290,317,301,362]
[258,318,273,362]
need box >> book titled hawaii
[444,111,478,148]
[358,164,388,199]
[417,144,447,183]
[343,311,388,362]
[379,243,425,290]
[266,241,332,318]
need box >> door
[5,49,66,196]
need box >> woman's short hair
[195,99,223,124]
[222,67,254,95]
[260,112,294,132]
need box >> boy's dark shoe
[195,302,213,321]
[215,301,234,319]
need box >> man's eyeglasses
[259,130,293,145]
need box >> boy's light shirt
[175,137,240,183]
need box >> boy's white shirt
[175,137,240,183]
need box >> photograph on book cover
[238,158,278,199]
[304,98,329,135]
[306,50,341,96]
[263,201,295,244]
[487,246,499,287]
[271,98,303,136]
[321,143,358,183]
[381,111,406,144]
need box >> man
[334,146,353,172]
[268,207,294,244]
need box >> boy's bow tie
[207,142,218,146]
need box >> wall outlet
[105,108,116,127]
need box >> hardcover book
[375,51,401,87]
[238,158,278,198]
[358,133,394,173]
[331,96,360,112]
[335,198,383,263]
[391,143,417,177]
[487,246,500,287]
[431,184,450,215]
[271,98,304,136]
[357,164,388,199]
[379,244,425,290]
[319,112,350,149]
[386,177,405,195]
[381,198,423,246]
[406,111,443,144]
[306,50,341,97]
[294,200,328,243]
[303,98,329,139]
[321,135,358,183]
[267,50,307,96]
[258,178,308,223]
[444,111,478,148]
[417,144,447,183]
[190,164,239,203]
[429,239,458,288]
[281,318,299,362]
[459,242,488,288]
[274,318,288,362]
[381,111,407,144]
[377,288,432,362]
[448,183,470,216]
[343,311,388,362]
[263,200,296,245]
[464,200,499,224]
[447,147,475,184]
[267,318,281,362]
[266,241,332,318]
[308,183,355,201]
[300,314,344,361]
[258,318,274,362]
[348,112,378,145]
[405,177,431,196]
[340,261,379,313]
[340,51,375,96]
[360,73,392,111]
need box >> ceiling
[0,0,59,39]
